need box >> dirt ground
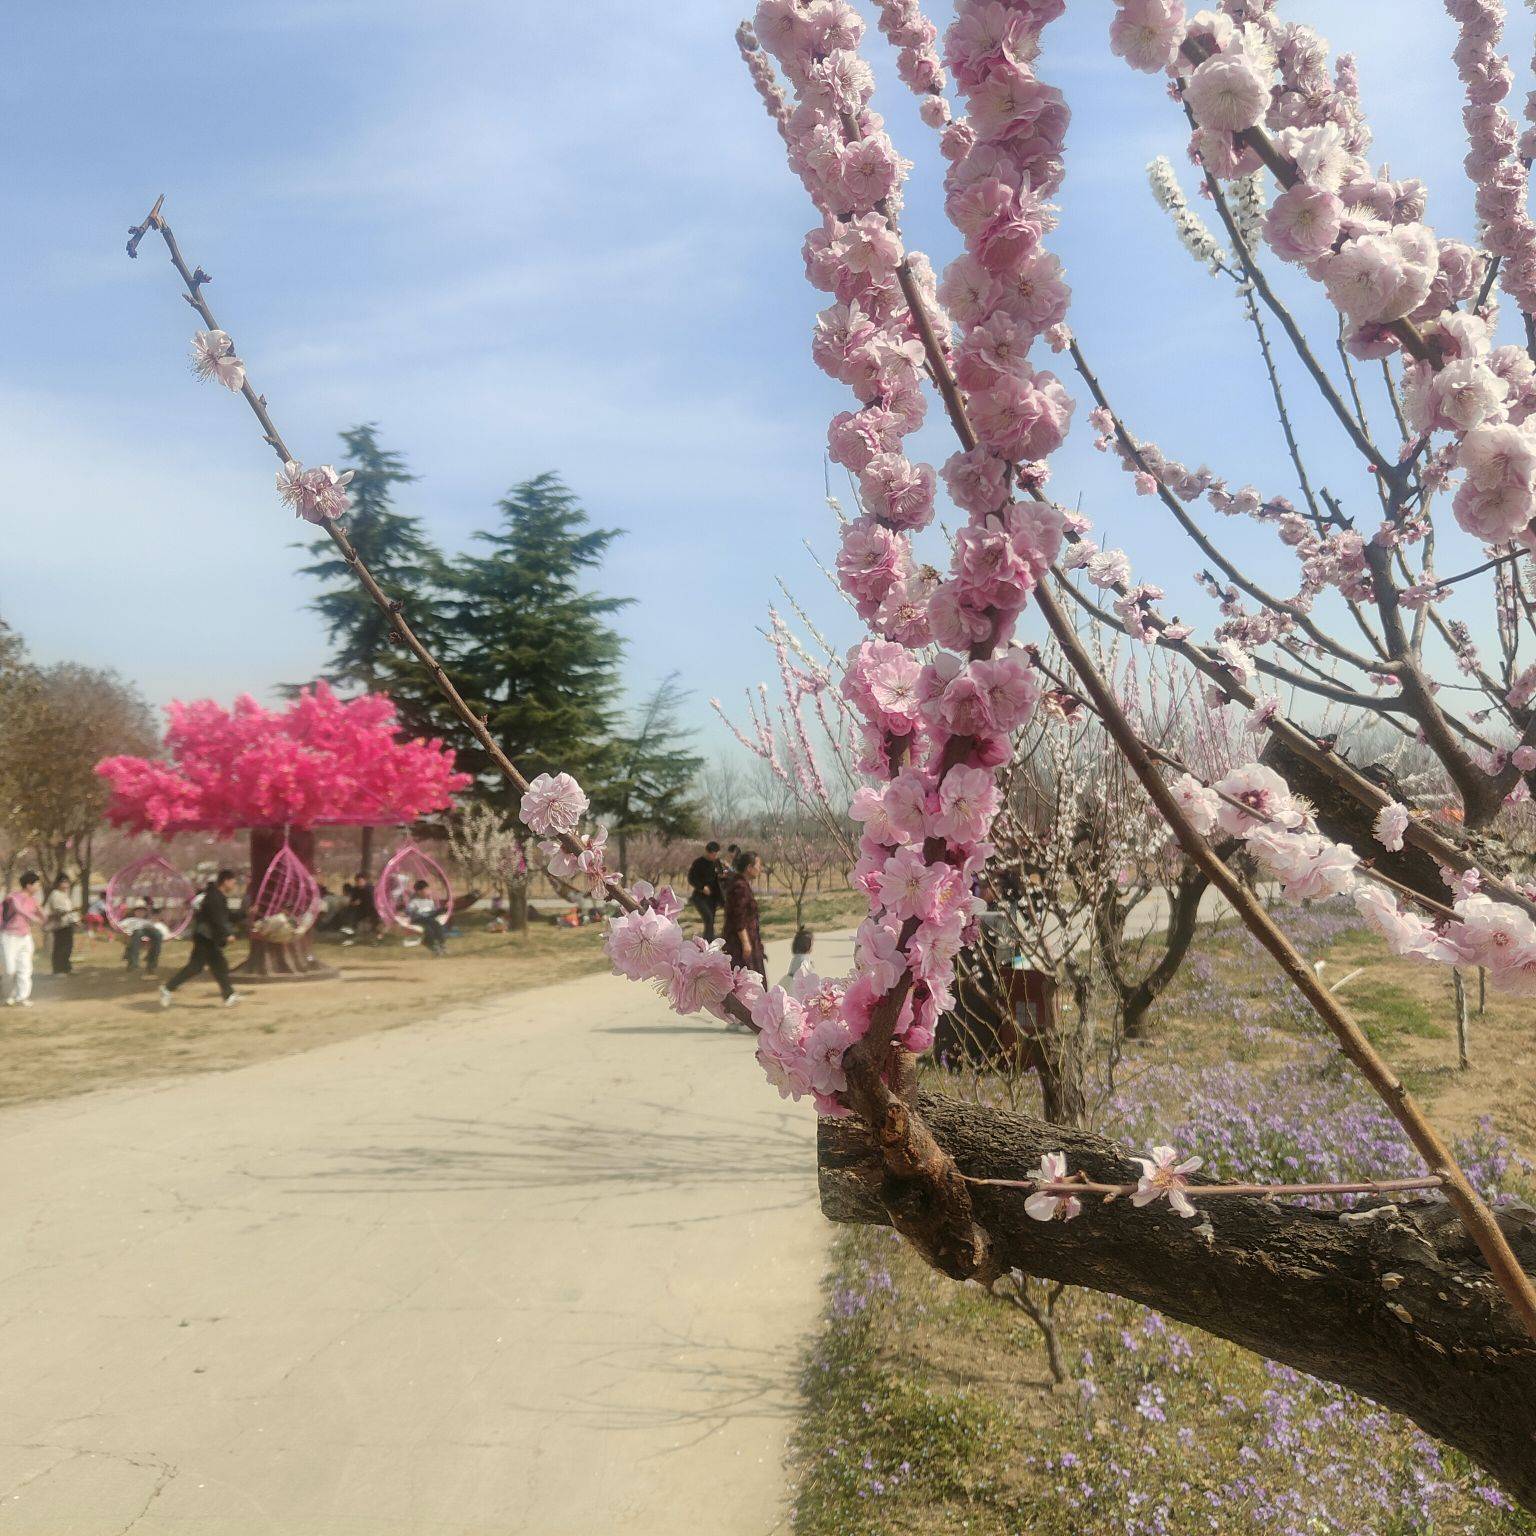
[0,918,617,1109]
[1,890,867,1110]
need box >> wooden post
[1454,968,1471,1071]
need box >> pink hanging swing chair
[104,853,196,938]
[249,839,323,942]
[374,839,455,936]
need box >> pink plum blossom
[1263,184,1343,262]
[190,329,246,391]
[1130,1145,1203,1218]
[1373,801,1410,853]
[1212,763,1300,836]
[276,461,354,524]
[1168,772,1221,836]
[1321,226,1439,324]
[1024,1150,1082,1222]
[932,764,1001,843]
[605,909,684,982]
[1108,0,1185,74]
[520,772,589,836]
[1453,421,1536,541]
[1185,52,1271,134]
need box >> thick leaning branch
[819,1093,1536,1508]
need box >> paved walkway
[0,932,843,1535]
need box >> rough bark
[820,1091,1536,1509]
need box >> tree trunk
[508,876,529,933]
[360,824,374,881]
[1122,870,1210,1039]
[819,1092,1536,1511]
[237,827,337,982]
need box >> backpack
[0,896,14,928]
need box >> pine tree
[598,673,703,879]
[296,424,449,872]
[297,424,447,700]
[444,473,632,804]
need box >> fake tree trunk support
[819,1093,1536,1509]
[239,827,336,982]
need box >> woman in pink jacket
[2,870,45,1007]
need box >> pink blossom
[972,653,1039,732]
[1130,1145,1202,1218]
[1513,745,1536,771]
[867,647,924,727]
[1185,52,1271,134]
[276,461,354,524]
[943,447,1011,516]
[1212,762,1299,836]
[1353,882,1443,960]
[876,846,946,922]
[1403,357,1507,435]
[1168,772,1221,836]
[1246,826,1359,903]
[520,772,589,836]
[926,580,992,652]
[969,61,1069,151]
[1263,184,1343,262]
[1108,0,1185,74]
[968,367,1074,462]
[1321,226,1439,324]
[944,2,1038,90]
[839,212,904,280]
[859,452,937,531]
[605,909,684,981]
[190,329,246,391]
[1373,801,1410,853]
[839,133,903,211]
[1024,1150,1082,1222]
[751,984,809,1051]
[666,938,738,1017]
[1453,421,1536,541]
[855,918,906,994]
[1084,547,1132,589]
[932,763,1001,844]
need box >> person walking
[686,840,724,942]
[160,869,241,1008]
[1,871,45,1007]
[44,874,80,975]
[722,848,767,985]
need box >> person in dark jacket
[160,870,242,1008]
[686,840,724,941]
[722,848,766,983]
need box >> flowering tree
[97,684,468,974]
[123,0,1536,1497]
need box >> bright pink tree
[97,683,469,977]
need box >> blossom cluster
[1106,2,1536,553]
[1165,755,1536,993]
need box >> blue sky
[2,3,1529,757]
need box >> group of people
[0,861,455,1010]
[686,840,770,982]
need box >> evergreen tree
[598,673,703,878]
[297,424,447,700]
[444,472,632,802]
[295,424,448,872]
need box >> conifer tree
[598,673,703,879]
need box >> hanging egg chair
[104,853,196,937]
[374,839,455,933]
[248,839,323,944]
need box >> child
[787,926,813,979]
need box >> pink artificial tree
[96,684,469,978]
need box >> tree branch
[820,1093,1536,1510]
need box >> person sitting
[402,880,447,956]
[339,872,381,946]
[121,902,169,973]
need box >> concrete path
[0,932,843,1535]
